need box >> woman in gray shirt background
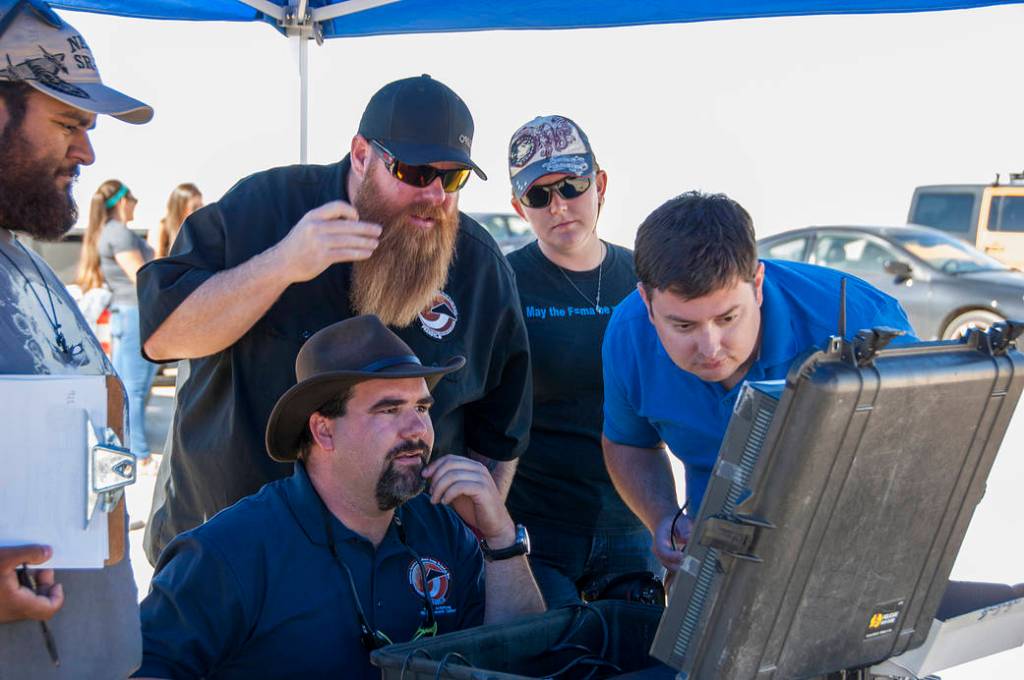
[75,179,156,460]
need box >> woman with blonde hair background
[75,179,156,460]
[148,183,202,259]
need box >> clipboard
[0,373,136,568]
[105,373,127,566]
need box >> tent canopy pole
[299,35,308,164]
[233,0,406,163]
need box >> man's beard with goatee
[375,439,431,511]
[350,172,459,328]
[0,124,79,241]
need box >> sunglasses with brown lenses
[371,140,471,193]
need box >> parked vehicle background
[758,224,1024,340]
[908,174,1024,270]
[469,212,535,254]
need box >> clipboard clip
[85,415,137,528]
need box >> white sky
[60,5,1024,676]
[63,5,1024,248]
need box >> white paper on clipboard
[0,374,109,568]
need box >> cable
[434,651,472,680]
[550,604,604,655]
[669,501,689,552]
[400,648,433,680]
[395,513,438,638]
[546,653,623,679]
[547,603,614,680]
[319,501,439,650]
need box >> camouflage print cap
[508,115,594,199]
[0,0,152,124]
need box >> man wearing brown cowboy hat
[134,315,544,680]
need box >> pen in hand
[16,565,61,667]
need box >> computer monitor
[650,325,1024,679]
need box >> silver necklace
[555,242,604,312]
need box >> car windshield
[889,231,1009,274]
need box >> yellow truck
[908,173,1024,270]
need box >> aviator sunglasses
[519,176,593,209]
[371,140,472,193]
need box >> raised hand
[272,200,382,284]
[422,455,517,549]
[653,511,692,572]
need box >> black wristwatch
[481,524,530,562]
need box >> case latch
[696,513,776,563]
[981,320,1024,356]
[853,327,906,367]
[86,416,136,527]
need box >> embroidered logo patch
[509,133,536,169]
[408,557,451,606]
[418,291,458,340]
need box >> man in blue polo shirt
[134,316,544,679]
[601,191,915,573]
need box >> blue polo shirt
[135,464,485,679]
[602,259,915,515]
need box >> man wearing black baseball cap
[1,1,151,676]
[137,75,532,565]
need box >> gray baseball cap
[0,0,152,124]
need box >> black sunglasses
[520,176,593,209]
[371,140,471,194]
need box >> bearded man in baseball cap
[137,74,531,566]
[0,1,152,677]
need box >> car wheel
[941,309,1004,339]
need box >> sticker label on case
[864,598,905,639]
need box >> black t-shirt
[137,157,532,559]
[506,240,643,534]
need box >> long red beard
[350,173,459,327]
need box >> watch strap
[481,524,530,562]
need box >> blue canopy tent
[52,0,1023,161]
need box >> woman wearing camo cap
[504,115,662,608]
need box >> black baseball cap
[358,74,486,180]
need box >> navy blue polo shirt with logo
[135,464,485,679]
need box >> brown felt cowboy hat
[265,315,465,462]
